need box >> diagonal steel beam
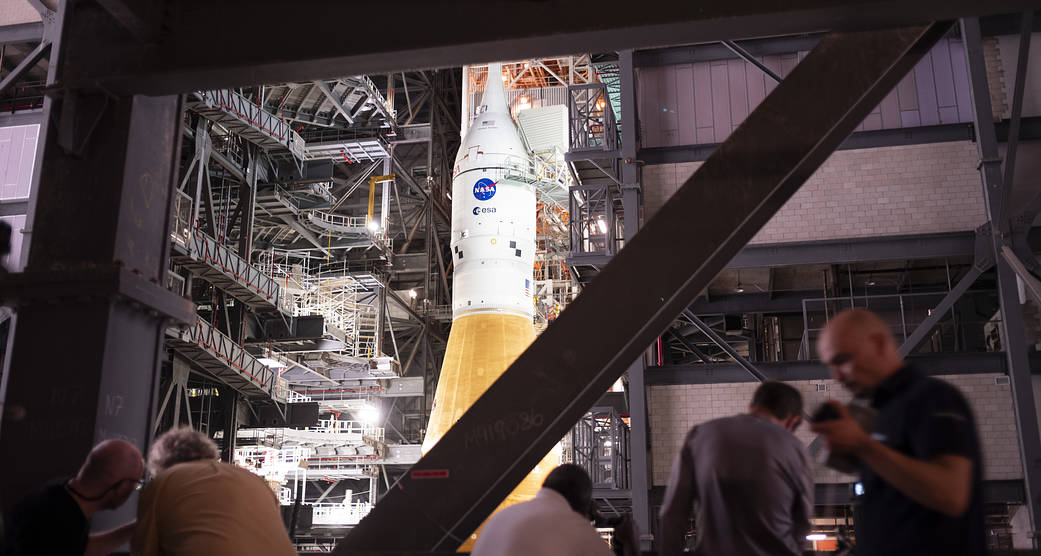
[898,263,987,357]
[722,39,783,83]
[684,310,768,382]
[313,80,355,125]
[667,328,711,364]
[277,215,331,257]
[0,40,50,97]
[1001,11,1033,222]
[1001,245,1041,307]
[337,22,950,552]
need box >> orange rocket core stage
[422,312,561,550]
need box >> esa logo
[472,207,497,215]
[473,178,496,201]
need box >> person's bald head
[74,439,144,511]
[817,308,904,397]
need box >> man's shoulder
[905,374,973,411]
[11,479,74,514]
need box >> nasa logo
[472,207,497,215]
[473,178,496,201]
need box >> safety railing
[195,89,305,160]
[568,183,623,259]
[288,384,387,401]
[310,419,384,441]
[170,190,193,250]
[311,502,373,526]
[272,184,302,215]
[568,83,618,153]
[306,210,369,231]
[571,407,630,490]
[181,317,288,403]
[799,290,1001,358]
[286,390,314,403]
[187,228,291,313]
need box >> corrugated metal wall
[466,86,568,131]
[0,124,38,200]
[638,38,974,148]
[517,105,569,153]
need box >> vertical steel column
[220,389,239,463]
[0,1,193,535]
[961,17,1041,545]
[617,48,652,550]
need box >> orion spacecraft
[421,62,560,549]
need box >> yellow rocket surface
[421,63,560,550]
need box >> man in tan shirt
[132,427,297,556]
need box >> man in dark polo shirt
[5,439,142,556]
[811,308,984,556]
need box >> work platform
[171,226,290,317]
[168,317,289,403]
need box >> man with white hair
[132,427,296,556]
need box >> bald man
[811,308,984,556]
[5,439,143,556]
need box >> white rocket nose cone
[481,62,509,116]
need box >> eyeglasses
[66,475,146,501]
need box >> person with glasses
[658,381,813,556]
[4,439,143,556]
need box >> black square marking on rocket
[514,249,522,257]
[458,251,464,259]
[509,240,517,249]
[454,245,459,253]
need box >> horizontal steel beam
[0,22,44,45]
[59,1,1031,94]
[639,117,1041,165]
[635,34,823,67]
[646,352,1041,384]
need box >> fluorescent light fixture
[257,357,287,369]
[358,405,379,424]
[806,534,827,541]
[596,217,607,234]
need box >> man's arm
[85,521,136,556]
[658,431,697,556]
[789,444,815,544]
[811,401,973,517]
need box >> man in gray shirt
[659,381,813,556]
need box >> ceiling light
[409,289,418,299]
[735,284,745,293]
[358,405,379,424]
[257,357,287,369]
[367,220,380,232]
[604,440,613,447]
[806,534,828,541]
[596,217,607,234]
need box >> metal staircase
[188,89,306,160]
[171,226,290,317]
[168,317,289,403]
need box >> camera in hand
[808,402,878,474]
[810,403,841,423]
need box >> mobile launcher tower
[421,62,560,548]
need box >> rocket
[421,62,559,549]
